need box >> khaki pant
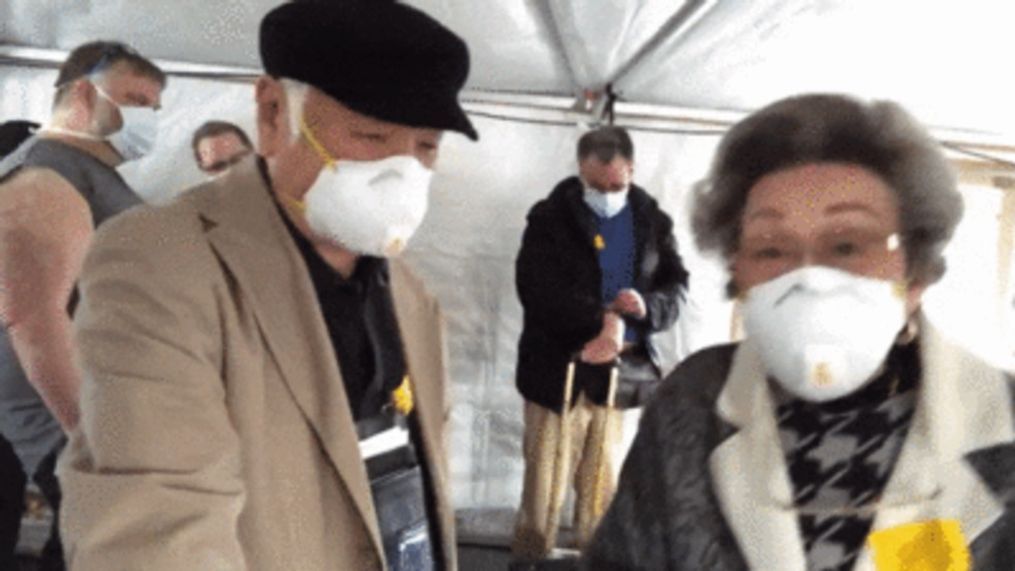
[512,393,622,559]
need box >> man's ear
[76,79,97,108]
[255,76,286,158]
[61,79,104,132]
[66,79,99,127]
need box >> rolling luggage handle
[590,364,618,521]
[543,360,576,544]
[544,358,619,549]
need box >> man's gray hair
[692,93,963,293]
[279,78,309,144]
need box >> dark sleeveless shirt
[0,136,141,475]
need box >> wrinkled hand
[611,289,646,319]
[580,312,625,364]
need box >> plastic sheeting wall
[2,65,1014,510]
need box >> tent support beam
[533,4,581,99]
[609,0,718,92]
[0,45,260,80]
[4,44,1015,156]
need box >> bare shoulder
[0,167,93,256]
[0,166,90,221]
[1,164,75,192]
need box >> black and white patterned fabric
[775,342,920,571]
[585,338,1015,570]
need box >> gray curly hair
[692,93,963,296]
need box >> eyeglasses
[202,151,251,174]
[736,227,903,279]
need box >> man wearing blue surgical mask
[59,3,476,570]
[512,126,689,559]
[0,40,164,569]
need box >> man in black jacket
[511,126,688,559]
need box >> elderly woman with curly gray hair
[584,93,1014,571]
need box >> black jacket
[584,342,1015,570]
[514,176,688,412]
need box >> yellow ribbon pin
[593,234,606,251]
[868,519,970,571]
[391,375,414,416]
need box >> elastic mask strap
[91,81,113,106]
[87,77,124,115]
[299,115,336,169]
[281,194,307,215]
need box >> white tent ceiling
[3,0,1014,140]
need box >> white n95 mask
[94,84,158,161]
[583,185,629,218]
[302,155,432,257]
[295,116,433,257]
[741,266,907,402]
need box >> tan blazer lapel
[194,159,385,559]
[852,316,1013,571]
[388,259,456,566]
[709,340,809,571]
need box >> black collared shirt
[260,162,443,568]
[269,174,407,422]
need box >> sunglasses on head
[54,43,143,89]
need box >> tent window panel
[923,164,1015,370]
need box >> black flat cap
[260,1,478,140]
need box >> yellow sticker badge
[868,519,970,571]
[391,375,414,416]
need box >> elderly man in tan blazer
[57,3,478,570]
